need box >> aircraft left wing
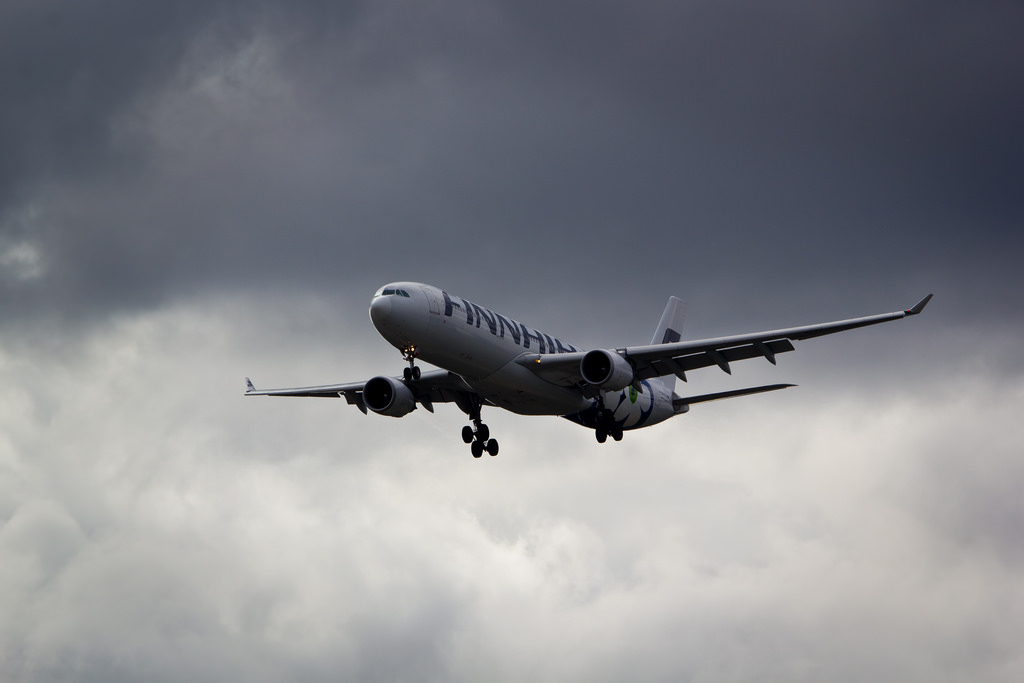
[517,294,932,390]
[244,370,473,413]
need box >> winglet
[905,294,933,316]
[245,377,256,393]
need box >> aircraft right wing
[244,370,474,413]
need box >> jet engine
[580,349,634,391]
[363,376,417,417]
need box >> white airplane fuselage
[369,282,677,429]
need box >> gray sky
[2,2,1022,681]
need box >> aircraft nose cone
[369,295,392,331]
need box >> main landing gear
[397,348,496,457]
[460,396,499,458]
[593,404,623,444]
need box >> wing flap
[342,390,368,414]
[641,338,796,380]
[647,356,690,381]
[514,352,587,387]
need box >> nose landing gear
[401,345,421,381]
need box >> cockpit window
[374,286,411,298]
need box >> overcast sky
[2,2,1022,681]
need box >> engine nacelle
[580,349,634,391]
[363,376,417,417]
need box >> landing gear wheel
[611,428,623,442]
[595,429,608,444]
[401,345,420,382]
[461,394,498,459]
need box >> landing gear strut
[593,404,623,444]
[461,395,498,458]
[401,345,421,381]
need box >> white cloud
[1,293,1021,682]
[0,204,47,283]
[0,242,45,282]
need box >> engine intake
[363,376,417,417]
[580,349,634,391]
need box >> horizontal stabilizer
[673,383,795,413]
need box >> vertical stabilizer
[651,296,686,391]
[651,296,686,345]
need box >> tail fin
[651,296,686,391]
[651,296,686,345]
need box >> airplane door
[424,289,441,315]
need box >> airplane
[246,282,931,458]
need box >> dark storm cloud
[0,1,233,200]
[0,0,238,319]
[268,0,1024,277]
[1,1,1021,327]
